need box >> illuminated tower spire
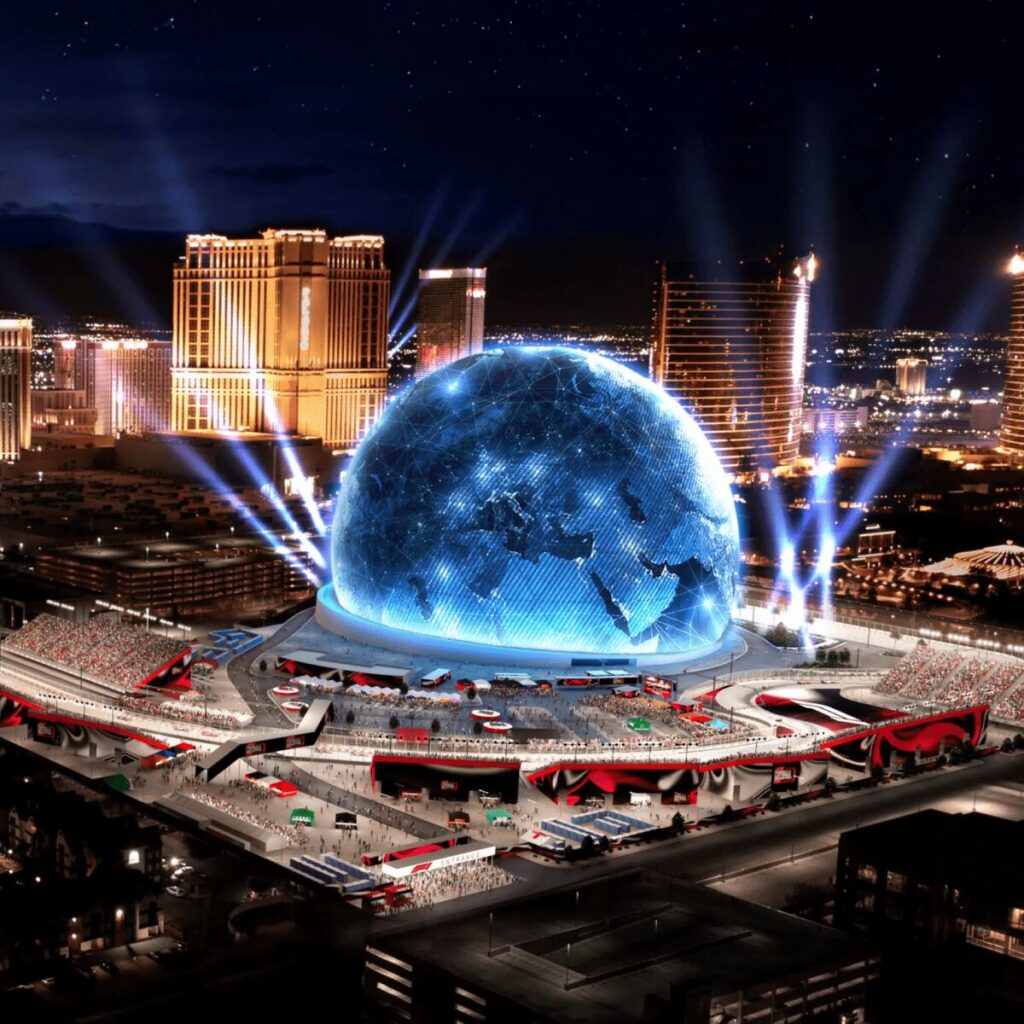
[1001,252,1024,460]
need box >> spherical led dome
[331,346,738,656]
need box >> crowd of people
[994,678,1024,722]
[183,782,310,846]
[4,613,189,691]
[405,859,517,907]
[875,644,1024,722]
[935,658,1024,708]
[877,646,963,698]
[114,691,248,730]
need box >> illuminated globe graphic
[331,346,738,656]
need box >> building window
[855,892,876,912]
[856,864,877,885]
[1010,907,1024,930]
[886,870,907,894]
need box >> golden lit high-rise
[894,357,928,397]
[0,314,32,461]
[415,268,486,378]
[171,228,389,451]
[650,253,815,478]
[1000,254,1024,460]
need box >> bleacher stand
[3,613,189,692]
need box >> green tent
[627,718,651,733]
[485,808,513,824]
[290,807,315,826]
[104,774,131,793]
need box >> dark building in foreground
[836,809,1024,958]
[365,871,877,1024]
[650,253,814,478]
[0,775,163,977]
[836,809,1024,1018]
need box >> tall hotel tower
[171,229,390,451]
[895,357,928,397]
[0,315,32,461]
[650,253,815,478]
[1001,254,1024,460]
[415,268,486,378]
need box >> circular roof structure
[330,346,739,659]
[922,541,1024,582]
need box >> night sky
[1,1,1022,330]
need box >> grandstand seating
[872,643,1024,724]
[3,613,189,692]
[877,644,1024,713]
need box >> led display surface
[332,346,738,655]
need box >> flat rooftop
[375,870,872,1023]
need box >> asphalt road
[264,756,452,840]
[226,609,313,727]
[372,749,1024,934]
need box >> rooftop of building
[419,267,487,280]
[841,809,1024,891]
[0,314,33,330]
[0,469,312,548]
[921,541,1024,580]
[659,249,816,285]
[183,229,384,246]
[374,870,871,1024]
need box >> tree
[1002,737,1014,753]
[823,776,837,795]
[826,650,839,667]
[671,811,685,833]
[465,684,477,701]
[815,648,827,664]
[344,709,355,726]
[598,835,610,853]
[580,835,596,858]
[431,718,441,734]
[838,648,851,665]
[766,793,782,812]
[389,715,399,730]
[720,805,737,823]
[472,721,484,735]
[1014,733,1024,750]
[870,764,885,783]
